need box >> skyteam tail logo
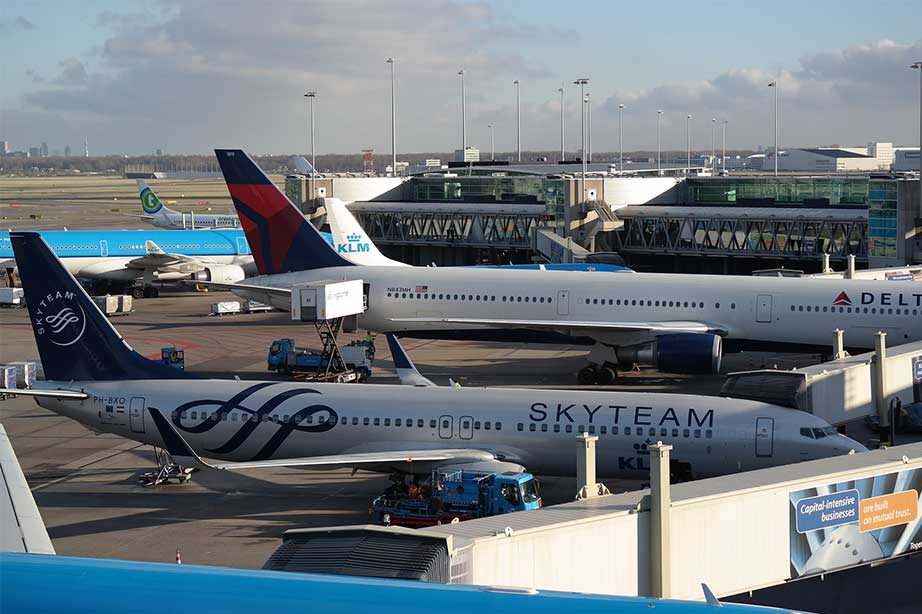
[141,188,163,214]
[337,232,370,254]
[33,289,86,346]
[833,291,852,306]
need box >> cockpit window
[800,427,815,439]
[812,428,827,439]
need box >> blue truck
[267,338,374,382]
[372,468,542,527]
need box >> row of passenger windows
[790,304,918,316]
[516,422,713,439]
[173,410,503,430]
[584,298,732,310]
[386,292,554,304]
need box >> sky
[1,0,921,156]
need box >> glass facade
[868,179,898,259]
[688,177,871,206]
[412,176,561,209]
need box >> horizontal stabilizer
[0,389,88,400]
[0,424,55,554]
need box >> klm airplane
[0,227,335,298]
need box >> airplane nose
[837,435,868,454]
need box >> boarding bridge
[612,206,869,262]
[349,203,544,250]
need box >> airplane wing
[385,334,437,387]
[0,389,89,400]
[0,424,55,554]
[390,316,727,336]
[148,408,508,472]
[125,240,216,271]
[183,280,292,307]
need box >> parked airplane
[213,149,922,383]
[0,228,255,297]
[1,420,798,614]
[6,231,863,484]
[323,195,632,273]
[136,180,240,229]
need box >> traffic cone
[175,548,182,564]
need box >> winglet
[144,240,165,256]
[701,583,722,607]
[385,334,436,387]
[147,408,214,469]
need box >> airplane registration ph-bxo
[214,149,922,384]
[136,179,241,229]
[6,231,863,484]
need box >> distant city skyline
[1,0,920,156]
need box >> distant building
[0,140,9,155]
[64,145,72,157]
[155,148,164,156]
[40,142,49,157]
[28,147,40,158]
[893,148,921,172]
[763,148,879,172]
[454,147,480,162]
[84,137,89,157]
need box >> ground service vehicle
[372,468,542,527]
[267,338,373,381]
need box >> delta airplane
[136,179,241,229]
[323,194,632,273]
[0,425,799,614]
[213,149,922,384]
[5,231,863,484]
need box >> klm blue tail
[214,149,353,275]
[11,232,191,381]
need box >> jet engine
[616,333,722,375]
[189,265,246,284]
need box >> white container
[0,288,24,306]
[118,294,133,312]
[242,301,272,313]
[292,279,364,321]
[94,295,119,315]
[0,366,16,389]
[210,301,241,315]
[8,361,36,388]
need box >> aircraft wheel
[131,287,145,299]
[143,286,159,298]
[577,366,598,385]
[596,367,618,385]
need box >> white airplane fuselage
[37,379,861,478]
[237,266,922,351]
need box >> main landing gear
[577,363,619,386]
[139,447,193,486]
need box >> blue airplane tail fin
[214,149,353,275]
[11,232,191,381]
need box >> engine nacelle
[616,333,722,375]
[189,265,246,283]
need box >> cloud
[0,15,37,31]
[53,58,88,86]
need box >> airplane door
[459,416,473,440]
[755,417,774,457]
[557,290,570,316]
[236,237,249,255]
[99,240,108,257]
[756,294,773,323]
[438,415,453,439]
[129,397,146,433]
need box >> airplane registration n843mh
[209,149,922,384]
[6,231,864,483]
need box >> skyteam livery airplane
[213,149,922,384]
[5,231,862,483]
[136,179,241,229]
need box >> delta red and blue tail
[214,149,353,275]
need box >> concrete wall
[600,177,683,209]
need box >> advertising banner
[790,469,922,578]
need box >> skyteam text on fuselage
[7,230,864,485]
[214,149,922,384]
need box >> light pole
[386,58,396,177]
[587,93,592,163]
[618,103,625,173]
[573,78,589,202]
[459,70,466,154]
[685,114,692,174]
[304,91,316,202]
[657,110,663,175]
[488,123,495,161]
[514,80,521,162]
[558,87,565,162]
[913,62,922,205]
[711,118,716,173]
[768,80,778,176]
[722,119,728,173]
